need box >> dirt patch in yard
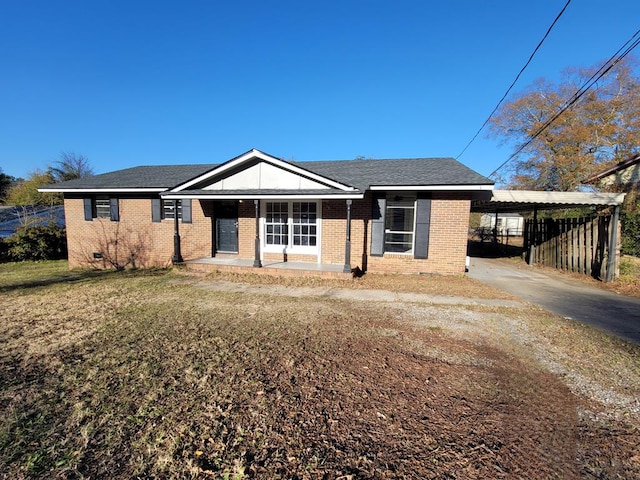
[1,266,639,479]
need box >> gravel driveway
[178,274,640,420]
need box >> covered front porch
[182,256,354,279]
[161,150,362,275]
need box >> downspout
[605,205,620,282]
[343,199,352,273]
[253,199,262,268]
[172,200,184,264]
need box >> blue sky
[1,0,638,181]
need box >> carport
[471,190,626,281]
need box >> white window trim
[384,195,417,256]
[261,200,322,261]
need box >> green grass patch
[0,260,71,287]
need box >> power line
[456,0,572,160]
[488,28,640,178]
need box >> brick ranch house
[40,149,494,275]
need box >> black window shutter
[370,196,386,257]
[181,199,192,223]
[414,198,431,259]
[83,198,93,221]
[109,198,119,222]
[152,198,162,222]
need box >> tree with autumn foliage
[489,58,640,191]
[5,170,60,207]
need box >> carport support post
[605,205,620,283]
[172,200,184,264]
[253,200,262,268]
[528,206,538,266]
[493,210,499,244]
[343,199,352,273]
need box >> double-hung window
[84,196,119,221]
[163,199,182,220]
[292,202,317,246]
[264,201,319,251]
[265,202,288,245]
[384,196,415,253]
[95,197,111,219]
[151,198,192,223]
[371,194,430,259]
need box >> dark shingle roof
[41,156,492,192]
[298,158,492,190]
[40,164,217,190]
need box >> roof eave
[369,184,494,191]
[38,187,168,193]
[161,192,365,200]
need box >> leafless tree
[48,152,94,182]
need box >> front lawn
[1,262,639,478]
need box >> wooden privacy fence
[524,215,619,280]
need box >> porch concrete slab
[467,256,640,345]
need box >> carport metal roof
[471,190,626,213]
[471,189,627,283]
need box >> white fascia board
[162,193,364,200]
[490,190,626,206]
[173,149,356,192]
[38,187,167,193]
[369,184,495,191]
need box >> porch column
[605,205,620,282]
[343,199,352,273]
[528,206,538,266]
[172,200,183,264]
[253,199,262,268]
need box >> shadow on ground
[0,268,168,294]
[467,240,525,259]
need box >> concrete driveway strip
[188,279,521,308]
[467,257,640,345]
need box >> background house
[582,154,640,207]
[479,212,524,237]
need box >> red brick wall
[322,193,471,275]
[237,201,256,258]
[65,197,212,269]
[65,193,471,275]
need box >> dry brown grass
[605,255,640,297]
[1,261,639,479]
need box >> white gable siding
[205,162,330,191]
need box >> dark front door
[215,201,238,253]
